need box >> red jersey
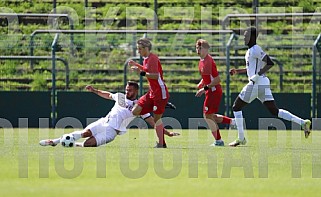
[198,54,221,91]
[142,53,168,99]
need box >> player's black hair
[127,81,139,90]
[246,26,258,39]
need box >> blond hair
[195,39,210,49]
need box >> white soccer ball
[61,134,75,147]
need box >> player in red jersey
[195,39,235,146]
[128,38,170,148]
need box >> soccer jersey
[198,54,223,114]
[198,54,221,91]
[142,53,168,99]
[105,93,149,133]
[239,44,274,103]
[245,44,267,79]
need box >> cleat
[165,102,176,110]
[154,142,167,148]
[39,139,57,147]
[166,132,180,137]
[229,138,247,147]
[163,128,180,137]
[210,140,224,147]
[302,119,311,138]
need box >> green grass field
[1,128,321,197]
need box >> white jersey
[105,93,150,133]
[245,44,267,79]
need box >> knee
[203,113,210,119]
[204,113,216,120]
[153,114,163,124]
[232,104,241,112]
[269,108,279,116]
[232,97,247,112]
[83,137,97,147]
[266,105,279,116]
[83,141,96,147]
[204,114,217,124]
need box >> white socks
[233,111,245,140]
[52,138,60,145]
[232,109,303,142]
[50,131,83,146]
[278,109,303,125]
[70,130,84,141]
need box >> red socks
[222,116,232,124]
[156,123,166,145]
[212,129,222,140]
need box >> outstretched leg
[163,128,180,137]
[39,129,92,147]
[264,100,311,138]
[214,114,235,127]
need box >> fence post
[312,33,321,118]
[51,33,60,127]
[154,0,158,30]
[225,33,236,118]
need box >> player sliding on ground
[229,26,311,147]
[39,81,179,147]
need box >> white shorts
[238,76,274,103]
[85,117,118,146]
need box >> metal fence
[1,11,321,122]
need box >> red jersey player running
[128,38,172,148]
[195,39,235,146]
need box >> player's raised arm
[85,85,112,100]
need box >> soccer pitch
[1,128,321,197]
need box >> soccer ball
[61,134,75,147]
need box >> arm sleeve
[111,93,117,101]
[146,55,159,73]
[253,45,266,61]
[111,93,126,107]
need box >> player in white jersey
[228,27,311,147]
[39,81,178,147]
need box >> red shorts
[137,92,169,115]
[203,87,222,114]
